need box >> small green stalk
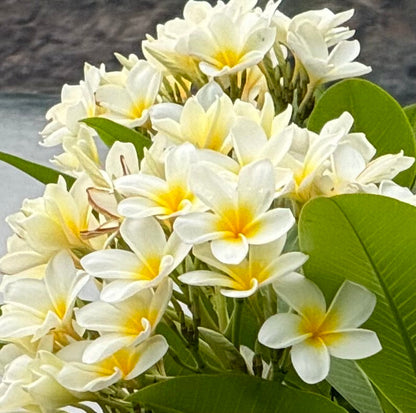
[231,298,244,349]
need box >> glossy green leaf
[198,327,247,372]
[131,374,347,413]
[327,358,383,413]
[308,79,416,187]
[0,150,74,187]
[404,104,416,133]
[81,117,151,159]
[299,194,416,413]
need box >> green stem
[297,81,316,118]
[231,298,244,349]
[95,394,133,411]
[168,347,200,373]
[213,289,229,332]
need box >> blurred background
[1,0,415,253]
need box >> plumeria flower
[287,21,371,88]
[0,251,88,347]
[233,93,292,140]
[40,64,102,147]
[187,7,276,77]
[366,180,416,205]
[0,175,104,277]
[96,60,162,128]
[258,277,382,384]
[75,279,172,363]
[80,141,140,228]
[317,145,414,197]
[81,217,190,302]
[150,82,236,153]
[174,159,295,265]
[116,143,206,220]
[179,236,307,297]
[56,336,168,392]
[280,112,356,204]
[273,8,355,48]
[142,0,214,80]
[40,63,103,175]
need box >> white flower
[0,251,88,345]
[280,112,355,204]
[116,143,206,220]
[258,277,382,384]
[150,82,236,153]
[81,217,190,302]
[96,60,162,128]
[75,279,172,363]
[0,175,103,276]
[179,236,307,298]
[318,145,415,196]
[367,180,416,205]
[56,336,168,392]
[40,63,102,175]
[174,159,295,265]
[287,21,371,87]
[187,9,276,77]
[273,8,355,48]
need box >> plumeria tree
[1,0,416,412]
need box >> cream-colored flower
[287,22,371,87]
[280,112,354,204]
[0,175,104,276]
[40,63,102,175]
[259,278,381,384]
[174,160,295,265]
[179,237,307,298]
[187,7,276,77]
[96,60,162,128]
[56,336,168,392]
[150,82,235,153]
[81,217,190,302]
[0,251,88,347]
[75,279,172,363]
[116,143,206,220]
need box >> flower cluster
[1,0,414,412]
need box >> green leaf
[0,151,74,187]
[327,358,383,413]
[308,79,416,187]
[198,327,247,372]
[81,117,151,159]
[131,374,347,413]
[156,322,196,376]
[404,104,416,133]
[298,194,416,413]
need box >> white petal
[237,160,275,216]
[58,363,121,392]
[120,217,166,260]
[125,335,169,380]
[277,276,327,318]
[81,250,140,279]
[291,338,330,384]
[82,334,137,363]
[179,270,235,288]
[221,278,258,298]
[258,313,309,348]
[211,235,249,264]
[173,212,224,244]
[324,281,376,330]
[246,208,295,244]
[325,329,382,359]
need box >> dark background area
[1,0,415,104]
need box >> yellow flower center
[214,48,243,69]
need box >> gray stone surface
[0,0,415,103]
